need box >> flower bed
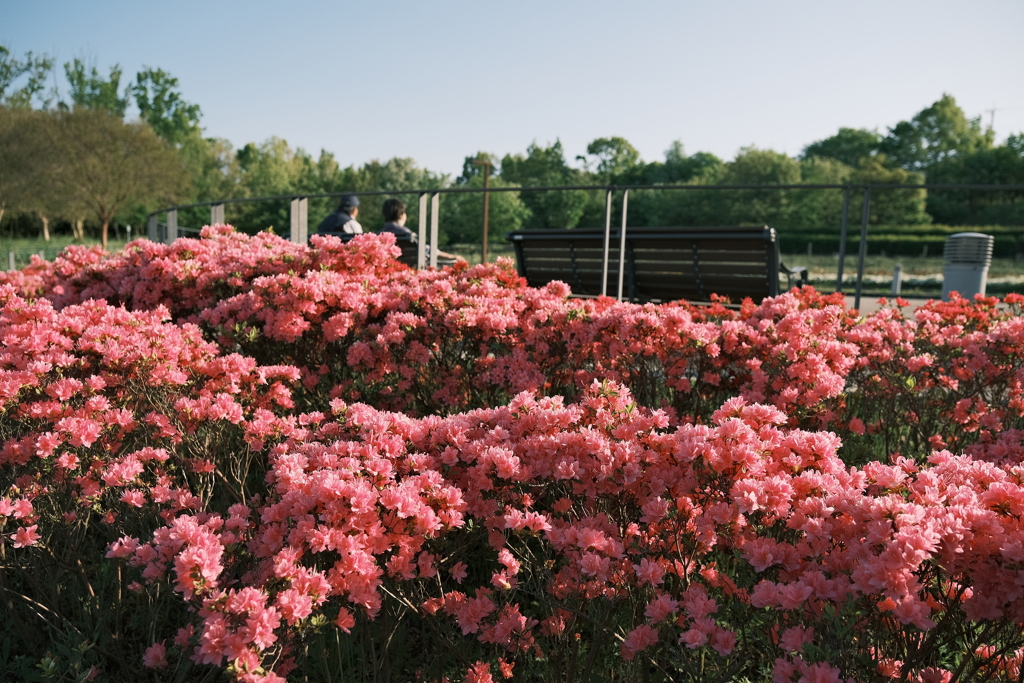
[1,226,1022,682]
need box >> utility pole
[471,158,492,263]
[984,107,997,132]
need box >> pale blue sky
[3,0,1023,177]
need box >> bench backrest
[506,226,783,303]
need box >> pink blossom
[11,525,40,548]
[621,624,659,661]
[142,641,168,668]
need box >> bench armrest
[780,262,808,290]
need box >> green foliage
[656,141,723,184]
[0,45,54,109]
[437,174,531,245]
[130,67,202,146]
[4,52,1024,245]
[48,107,189,244]
[850,156,931,224]
[63,58,130,117]
[925,142,1024,225]
[500,141,591,230]
[802,127,882,167]
[879,93,994,172]
[458,151,498,185]
[582,136,642,182]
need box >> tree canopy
[1,43,1022,245]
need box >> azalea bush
[1,225,1023,682]
[0,284,301,680]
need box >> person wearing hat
[317,195,363,236]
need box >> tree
[793,156,854,228]
[458,152,498,185]
[879,94,994,172]
[802,127,882,167]
[0,45,54,109]
[51,107,187,246]
[580,137,641,182]
[500,141,590,230]
[925,140,1024,225]
[709,147,803,226]
[0,106,35,226]
[4,108,63,239]
[439,174,531,246]
[131,67,202,146]
[64,58,129,116]
[850,156,930,225]
[653,141,722,184]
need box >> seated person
[317,195,363,236]
[380,198,463,263]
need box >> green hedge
[777,225,1023,257]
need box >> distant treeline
[1,45,1022,249]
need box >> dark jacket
[317,211,362,236]
[380,222,415,240]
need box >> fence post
[430,193,440,269]
[482,166,491,264]
[290,198,308,243]
[853,188,871,311]
[211,203,225,226]
[148,214,158,242]
[418,193,427,269]
[617,189,629,301]
[167,210,178,243]
[891,263,902,296]
[8,251,14,271]
[836,186,851,292]
[601,189,612,296]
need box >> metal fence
[148,183,1024,310]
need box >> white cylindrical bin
[942,232,993,300]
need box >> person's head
[382,198,407,224]
[338,195,360,217]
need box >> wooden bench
[506,226,807,304]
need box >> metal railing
[149,183,1024,310]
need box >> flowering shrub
[1,225,1023,681]
[0,284,301,680]
[0,225,406,322]
[114,382,1024,682]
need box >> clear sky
[3,0,1023,177]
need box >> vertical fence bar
[147,214,158,242]
[601,189,612,296]
[854,187,871,311]
[418,193,427,269]
[290,198,308,243]
[430,192,440,269]
[8,251,14,271]
[167,210,178,243]
[211,203,225,226]
[481,166,491,264]
[836,186,851,292]
[617,190,629,301]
